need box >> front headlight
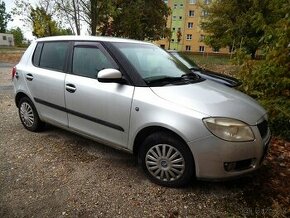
[203,117,255,142]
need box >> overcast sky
[4,0,38,40]
[3,0,88,40]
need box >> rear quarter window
[32,42,43,66]
[38,41,69,72]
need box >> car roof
[35,35,152,45]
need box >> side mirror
[97,68,125,83]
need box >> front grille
[257,120,268,139]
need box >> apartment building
[156,0,227,53]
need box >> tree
[0,1,11,32]
[55,0,81,35]
[101,0,171,40]
[13,1,73,38]
[79,0,113,36]
[201,0,273,59]
[30,6,73,37]
[55,0,113,36]
[8,27,24,46]
[238,0,290,138]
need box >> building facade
[0,33,14,46]
[156,0,227,53]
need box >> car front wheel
[140,132,194,187]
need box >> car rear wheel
[140,132,194,187]
[18,97,45,132]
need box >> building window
[188,22,193,29]
[189,10,195,17]
[180,3,184,7]
[173,16,177,20]
[179,16,183,20]
[2,36,7,40]
[173,3,177,9]
[189,0,196,4]
[171,39,175,42]
[186,45,191,51]
[172,27,176,31]
[186,34,192,40]
[200,34,205,41]
[199,46,205,52]
[160,44,165,49]
[204,0,212,4]
[178,27,181,31]
[201,10,208,17]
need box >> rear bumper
[187,127,271,180]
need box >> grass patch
[184,53,231,66]
[182,52,240,76]
[0,46,27,54]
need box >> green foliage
[102,0,171,40]
[30,6,73,38]
[8,27,24,46]
[0,1,11,32]
[238,0,290,138]
[201,0,273,59]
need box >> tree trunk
[72,0,81,35]
[90,0,98,36]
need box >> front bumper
[187,125,271,180]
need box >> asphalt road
[0,63,287,217]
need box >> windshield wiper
[145,76,182,86]
[145,74,200,86]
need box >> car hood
[150,80,266,125]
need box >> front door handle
[66,84,76,93]
[26,73,34,81]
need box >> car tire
[139,132,195,187]
[18,97,45,132]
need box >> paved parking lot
[0,63,289,217]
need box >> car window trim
[35,40,70,73]
[102,41,146,87]
[32,42,43,67]
[68,41,130,83]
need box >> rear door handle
[26,73,34,81]
[66,84,76,93]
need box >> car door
[64,42,134,148]
[25,41,69,127]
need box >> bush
[238,60,290,139]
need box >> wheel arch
[133,126,191,157]
[15,92,31,107]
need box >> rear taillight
[12,66,16,79]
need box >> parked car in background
[12,36,270,187]
[168,50,241,87]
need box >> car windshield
[112,42,198,85]
[170,52,200,70]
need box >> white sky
[4,0,37,40]
[3,0,88,40]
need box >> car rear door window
[72,46,115,79]
[39,42,69,72]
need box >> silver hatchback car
[12,36,271,187]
